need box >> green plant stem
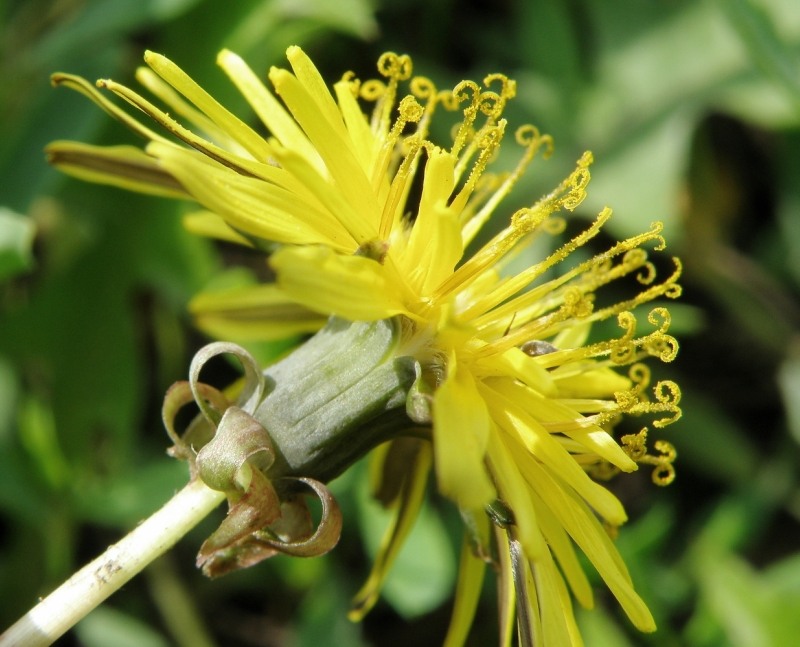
[0,479,225,647]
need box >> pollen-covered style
[49,47,682,646]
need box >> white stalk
[0,479,225,647]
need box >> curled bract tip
[162,342,343,578]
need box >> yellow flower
[49,47,682,645]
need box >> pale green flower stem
[0,318,417,646]
[0,479,225,647]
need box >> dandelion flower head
[49,46,683,645]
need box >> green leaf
[74,460,188,528]
[576,605,635,647]
[693,552,800,647]
[157,0,378,113]
[692,495,768,559]
[0,356,19,442]
[17,394,71,490]
[0,186,218,478]
[614,502,690,635]
[23,0,202,69]
[0,207,35,279]
[513,0,800,241]
[296,570,370,647]
[274,0,379,39]
[762,553,800,642]
[718,0,800,108]
[667,393,758,485]
[358,487,456,619]
[778,338,800,447]
[76,606,171,647]
[516,0,584,87]
[776,132,800,286]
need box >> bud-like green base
[256,317,418,484]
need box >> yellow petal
[150,142,352,248]
[552,319,591,349]
[190,283,325,341]
[270,246,407,321]
[285,46,349,139]
[535,549,580,647]
[45,141,187,199]
[534,497,593,609]
[217,49,322,169]
[443,537,486,647]
[523,456,657,632]
[517,541,545,645]
[495,528,517,647]
[135,66,224,143]
[269,66,378,243]
[51,73,168,144]
[477,346,557,397]
[432,351,495,509]
[493,377,637,472]
[98,77,272,178]
[403,150,463,294]
[333,78,378,172]
[267,144,367,248]
[486,429,547,561]
[481,379,629,526]
[182,211,253,246]
[552,364,632,399]
[144,51,272,162]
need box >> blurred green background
[2,0,800,645]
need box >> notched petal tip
[143,49,162,66]
[50,71,70,87]
[216,48,237,67]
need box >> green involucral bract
[164,317,418,576]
